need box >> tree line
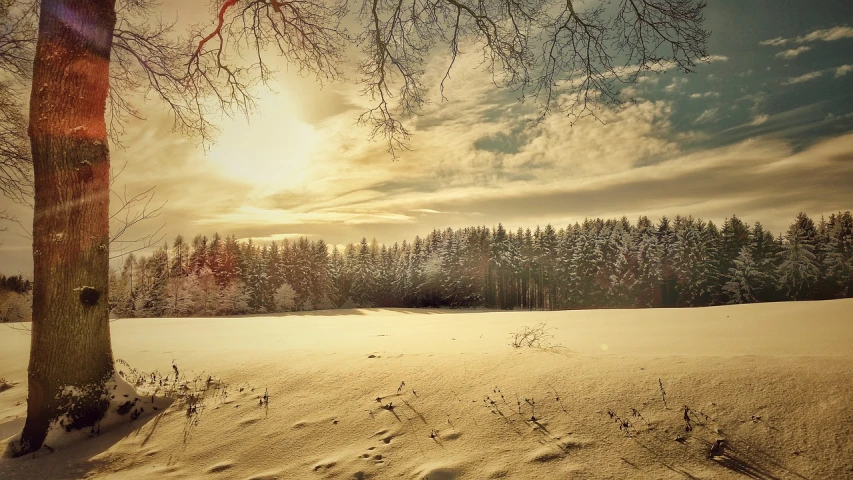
[0,275,32,294]
[105,211,853,317]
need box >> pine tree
[351,238,377,307]
[749,222,779,301]
[634,216,662,307]
[189,234,209,275]
[722,246,769,304]
[207,233,223,280]
[657,216,677,306]
[699,220,722,305]
[777,221,820,300]
[607,223,637,307]
[136,246,169,317]
[821,212,853,298]
[170,235,189,277]
[310,240,333,309]
[217,235,240,286]
[392,241,412,304]
[244,243,269,312]
[191,267,221,316]
[571,223,606,309]
[327,246,352,308]
[720,215,751,289]
[554,224,577,308]
[108,260,132,318]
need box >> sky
[1,0,853,274]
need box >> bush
[0,290,32,323]
[509,322,556,349]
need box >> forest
[95,210,853,318]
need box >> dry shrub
[510,323,556,349]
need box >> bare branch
[0,208,29,242]
[108,183,167,259]
[0,0,37,81]
[0,0,36,204]
[184,0,349,148]
[110,0,223,146]
[2,0,709,188]
[0,82,32,204]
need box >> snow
[1,299,853,479]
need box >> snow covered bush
[274,283,297,311]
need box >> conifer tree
[327,247,351,308]
[777,221,820,300]
[722,246,768,304]
[821,212,853,298]
[351,238,377,307]
[634,216,662,307]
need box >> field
[2,300,852,479]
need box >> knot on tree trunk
[77,286,101,306]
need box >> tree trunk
[20,0,117,455]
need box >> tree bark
[20,0,117,455]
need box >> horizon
[1,208,850,277]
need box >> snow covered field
[1,300,852,479]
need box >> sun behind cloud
[207,87,322,194]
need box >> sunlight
[207,89,321,193]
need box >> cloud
[619,85,640,99]
[196,207,417,228]
[410,208,462,215]
[664,77,688,93]
[689,91,721,99]
[835,64,853,78]
[749,114,769,126]
[784,70,824,84]
[796,25,853,43]
[761,25,853,49]
[694,108,720,124]
[701,55,730,63]
[782,64,852,84]
[759,37,788,47]
[236,233,316,243]
[373,133,853,237]
[775,46,811,59]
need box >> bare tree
[0,0,35,203]
[8,0,708,455]
[12,0,198,454]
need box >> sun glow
[207,89,321,193]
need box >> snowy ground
[1,300,852,479]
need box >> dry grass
[0,377,10,393]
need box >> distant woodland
[2,211,852,321]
